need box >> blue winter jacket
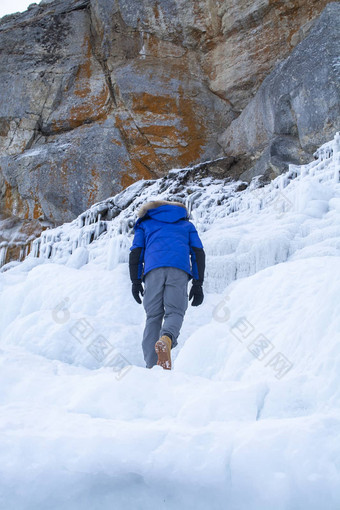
[130,203,204,280]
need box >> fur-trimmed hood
[138,200,187,219]
[131,199,203,281]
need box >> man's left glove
[189,282,204,306]
[132,282,144,304]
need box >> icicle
[107,236,121,270]
[333,132,340,183]
[139,31,146,59]
[107,232,132,270]
[0,244,8,267]
[95,213,102,239]
[15,134,336,273]
[186,191,202,217]
[334,132,340,153]
[39,239,45,258]
[279,174,288,190]
[32,240,37,258]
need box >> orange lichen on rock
[141,124,181,148]
[71,36,111,124]
[4,181,14,213]
[50,35,111,134]
[177,86,206,167]
[32,199,43,220]
[119,157,157,190]
[3,181,29,219]
[119,168,140,189]
[132,93,178,115]
[130,86,207,168]
[152,2,160,21]
[203,0,331,107]
[115,113,165,177]
[87,167,100,208]
[74,36,93,99]
[68,84,110,129]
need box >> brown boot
[155,335,172,370]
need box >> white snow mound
[0,134,340,510]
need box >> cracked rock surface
[0,0,335,224]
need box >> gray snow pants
[142,267,189,368]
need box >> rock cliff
[220,2,340,181]
[0,0,337,239]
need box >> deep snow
[0,134,340,509]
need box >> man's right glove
[132,282,144,304]
[189,282,204,306]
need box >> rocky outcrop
[219,2,340,181]
[0,0,335,227]
[0,212,51,268]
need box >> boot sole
[155,339,171,370]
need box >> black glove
[189,282,204,306]
[132,282,144,304]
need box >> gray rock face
[219,2,340,181]
[0,0,336,226]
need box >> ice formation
[24,132,340,293]
[0,134,339,510]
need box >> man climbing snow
[129,200,205,370]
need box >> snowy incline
[0,134,340,509]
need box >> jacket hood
[137,200,188,223]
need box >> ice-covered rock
[28,133,340,294]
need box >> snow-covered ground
[0,134,340,509]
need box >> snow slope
[0,134,340,509]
